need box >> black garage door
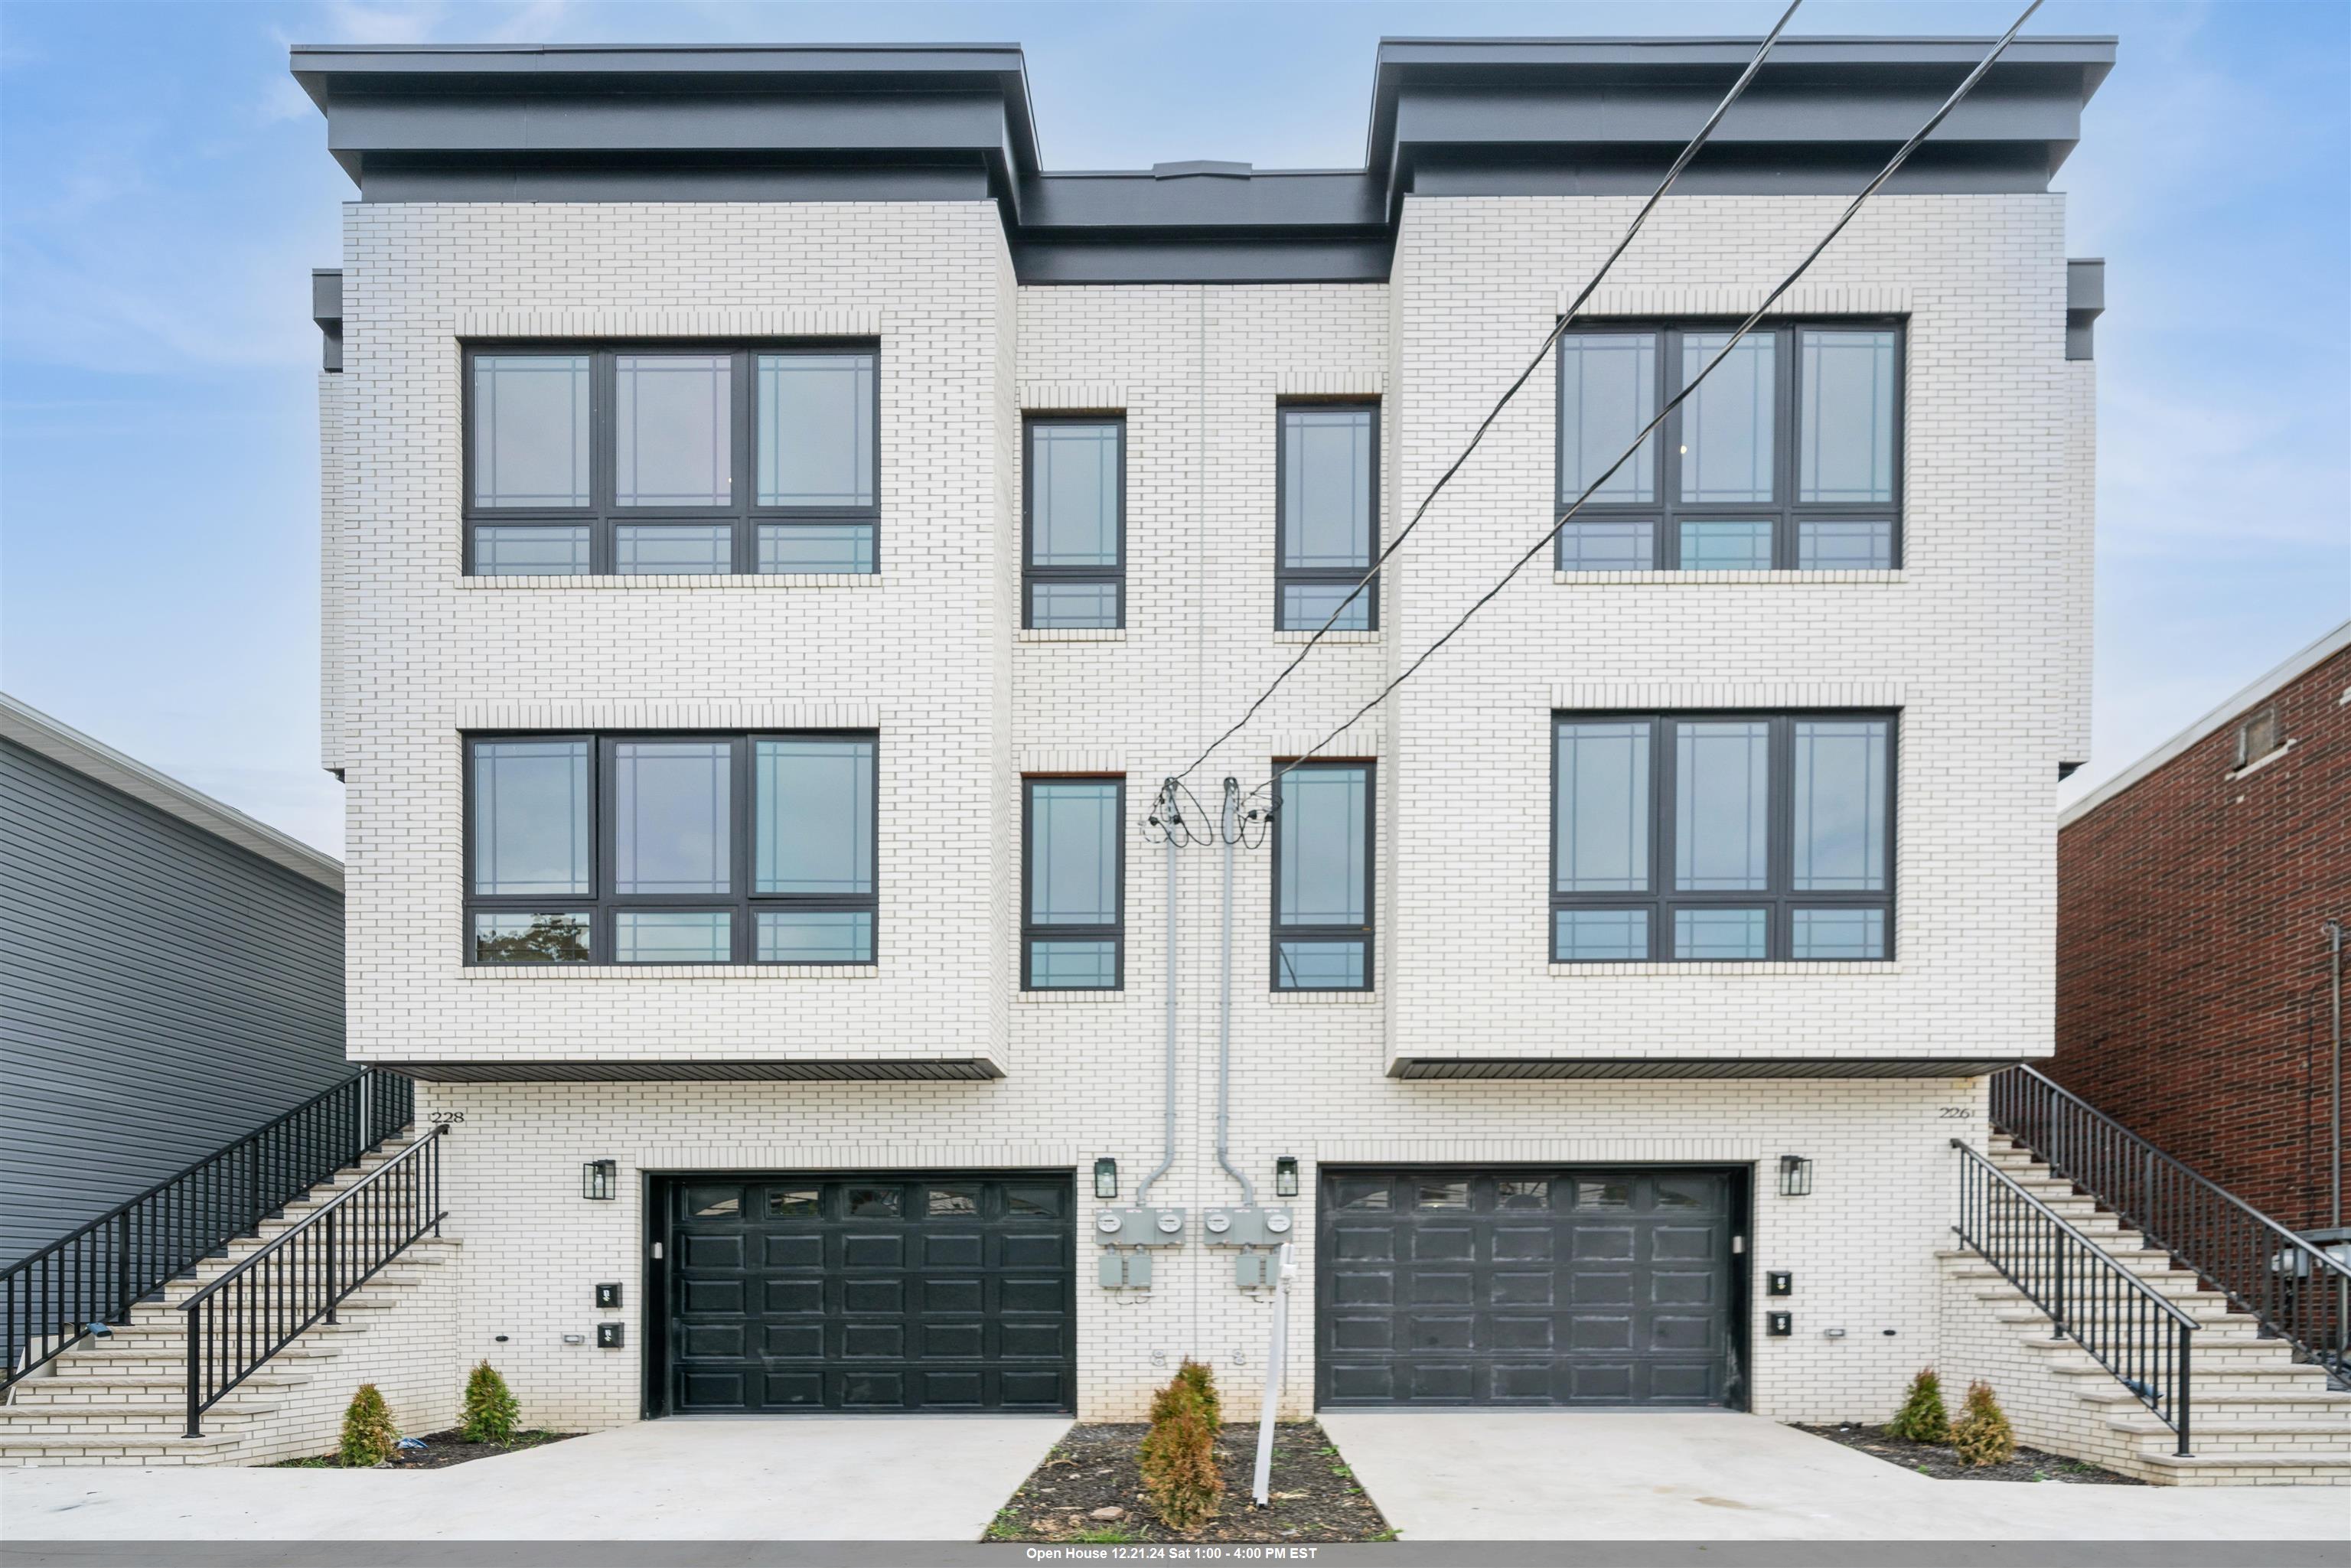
[661,1172,1074,1413]
[1318,1168,1742,1407]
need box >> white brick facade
[322,188,2092,1427]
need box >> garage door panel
[762,1277,823,1315]
[840,1234,905,1268]
[761,1234,823,1269]
[1319,1168,1738,1410]
[761,1371,823,1407]
[668,1172,1074,1413]
[999,1233,1063,1268]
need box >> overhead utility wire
[1245,0,2046,806]
[1167,0,1805,792]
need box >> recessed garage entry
[657,1172,1075,1414]
[1317,1167,1744,1407]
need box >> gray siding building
[0,695,347,1266]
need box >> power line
[1166,0,1805,792]
[1245,0,2046,807]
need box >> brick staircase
[1939,1132,2351,1486]
[0,1130,458,1467]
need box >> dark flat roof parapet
[291,34,2115,285]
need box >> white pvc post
[1251,1240,1294,1505]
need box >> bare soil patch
[987,1420,1396,1543]
[1796,1422,2146,1485]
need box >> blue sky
[2,1,2344,856]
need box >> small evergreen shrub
[337,1384,398,1468]
[461,1361,521,1444]
[1139,1361,1224,1531]
[1887,1367,1950,1444]
[1951,1380,2017,1467]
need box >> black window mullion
[732,350,755,575]
[732,735,753,963]
[1775,326,1798,569]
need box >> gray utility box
[1200,1207,1293,1247]
[1094,1207,1185,1290]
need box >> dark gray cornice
[290,35,2115,285]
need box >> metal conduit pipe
[1218,778,1257,1205]
[1137,780,1180,1204]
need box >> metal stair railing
[2,1067,412,1392]
[1952,1139,2197,1454]
[181,1124,446,1436]
[1991,1064,2348,1383]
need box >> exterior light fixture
[1779,1155,1814,1198]
[1273,1156,1299,1198]
[582,1159,618,1201]
[1094,1158,1119,1200]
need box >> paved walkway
[1319,1410,2351,1541]
[2,1416,1070,1541]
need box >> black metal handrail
[1991,1064,2347,1381]
[2,1067,412,1391]
[1952,1139,2196,1454]
[181,1124,445,1436]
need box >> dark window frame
[1019,774,1127,991]
[461,341,882,578]
[1021,414,1127,630]
[1553,321,1905,572]
[1549,710,1897,963]
[1276,400,1381,631]
[1269,758,1377,992]
[461,730,880,966]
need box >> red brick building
[2056,618,2350,1237]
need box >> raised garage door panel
[666,1173,1074,1413]
[1318,1168,1740,1407]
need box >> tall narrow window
[757,350,878,572]
[1551,712,1894,962]
[1556,323,1902,572]
[472,355,592,510]
[464,732,877,965]
[1277,405,1378,630]
[615,354,731,508]
[1271,762,1373,990]
[1023,418,1124,630]
[1023,777,1123,989]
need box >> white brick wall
[324,190,2092,1426]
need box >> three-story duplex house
[290,35,2122,1440]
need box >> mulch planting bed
[988,1420,1396,1544]
[274,1428,578,1470]
[1797,1423,2145,1485]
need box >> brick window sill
[1551,570,1906,587]
[2226,739,2295,781]
[1015,988,1128,1004]
[1269,989,1381,1006]
[461,964,879,980]
[1548,961,1903,978]
[455,574,886,592]
[1017,628,1128,644]
[1273,629,1381,645]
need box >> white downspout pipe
[1252,1240,1294,1504]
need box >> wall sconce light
[1778,1155,1813,1198]
[1273,1156,1299,1198]
[1094,1158,1119,1201]
[582,1159,618,1201]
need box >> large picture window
[464,344,879,578]
[1277,404,1379,630]
[1022,777,1125,989]
[465,732,877,965]
[1271,761,1374,990]
[1023,417,1125,629]
[1555,323,1901,572]
[1551,712,1893,963]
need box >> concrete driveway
[2,1415,1069,1541]
[1319,1410,2351,1541]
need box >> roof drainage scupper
[291,35,2112,285]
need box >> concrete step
[1990,1306,2261,1338]
[2046,1356,2329,1392]
[0,1433,243,1467]
[2078,1385,2351,1417]
[0,1401,280,1435]
[9,1372,304,1405]
[2138,1451,2351,1485]
[148,1269,433,1315]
